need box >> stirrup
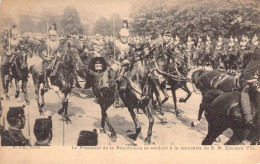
[114,99,124,108]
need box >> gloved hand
[247,80,259,90]
[122,59,129,65]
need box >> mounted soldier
[1,27,21,75]
[228,36,235,55]
[241,47,260,144]
[205,35,212,55]
[240,35,251,54]
[251,34,259,53]
[185,35,194,67]
[216,36,224,54]
[39,24,61,92]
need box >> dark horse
[191,69,246,126]
[150,41,191,118]
[92,45,154,144]
[1,40,30,104]
[200,89,259,145]
[30,42,85,123]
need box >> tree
[129,0,260,40]
[60,6,84,35]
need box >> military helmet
[7,106,25,126]
[11,28,19,35]
[34,116,52,142]
[119,28,129,37]
[163,30,171,37]
[77,129,98,146]
[48,29,57,36]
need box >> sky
[0,0,131,23]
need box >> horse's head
[63,49,86,78]
[17,51,28,69]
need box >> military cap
[34,116,52,142]
[7,105,25,126]
[77,129,98,146]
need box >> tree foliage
[130,0,260,40]
[60,6,84,35]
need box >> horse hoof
[26,101,30,105]
[65,116,71,124]
[127,134,137,141]
[191,121,195,127]
[6,97,10,100]
[111,132,117,142]
[40,103,45,108]
[161,117,168,123]
[179,98,185,103]
[175,111,181,116]
[58,108,64,115]
[39,110,44,116]
[100,128,106,133]
[144,138,151,145]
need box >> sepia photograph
[0,0,260,162]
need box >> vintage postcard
[0,0,259,163]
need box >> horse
[191,69,246,126]
[92,45,154,144]
[10,41,31,105]
[200,89,259,145]
[150,41,192,117]
[29,41,85,123]
[1,39,30,104]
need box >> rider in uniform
[205,35,212,55]
[240,35,251,55]
[251,34,259,53]
[1,106,31,146]
[216,36,223,54]
[39,24,61,91]
[228,36,235,55]
[1,28,21,78]
[185,35,194,67]
[241,47,260,144]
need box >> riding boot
[50,61,60,78]
[241,86,254,125]
[43,72,50,92]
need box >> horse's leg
[202,124,227,145]
[171,88,180,116]
[102,106,117,140]
[22,79,30,105]
[225,127,250,145]
[151,91,157,109]
[127,106,141,141]
[34,82,43,115]
[60,92,70,124]
[39,88,45,109]
[161,83,169,104]
[144,105,154,144]
[179,84,191,103]
[15,78,20,98]
[3,74,10,100]
[153,83,164,116]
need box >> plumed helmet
[7,106,25,126]
[175,35,180,41]
[34,116,52,142]
[187,35,192,41]
[253,34,258,41]
[77,129,98,146]
[119,28,129,37]
[230,36,234,42]
[163,30,171,36]
[234,37,238,42]
[48,29,57,36]
[11,29,19,35]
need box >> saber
[113,17,115,58]
[27,105,31,137]
[8,29,11,52]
